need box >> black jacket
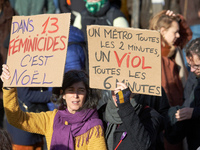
[134,88,170,150]
[165,72,200,150]
[134,87,170,129]
[112,101,162,150]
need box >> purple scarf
[50,109,103,150]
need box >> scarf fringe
[75,125,103,147]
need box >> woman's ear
[160,27,166,36]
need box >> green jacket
[14,0,55,16]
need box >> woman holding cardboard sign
[1,64,106,150]
[100,82,162,150]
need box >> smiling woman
[1,66,106,150]
[62,82,87,114]
[52,70,100,112]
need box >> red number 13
[42,17,59,34]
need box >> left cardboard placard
[4,13,71,87]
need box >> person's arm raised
[1,64,11,90]
[1,64,55,136]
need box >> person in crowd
[99,82,162,150]
[6,86,52,150]
[97,87,170,150]
[0,128,13,150]
[0,0,17,129]
[4,26,87,150]
[165,37,200,150]
[149,9,192,150]
[59,0,122,25]
[1,66,107,150]
[73,0,129,38]
[14,0,55,16]
[100,84,169,149]
[59,0,86,24]
[0,0,16,63]
[149,10,191,107]
[48,25,87,110]
[3,16,53,150]
[179,0,200,71]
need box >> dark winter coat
[113,101,162,150]
[134,88,170,150]
[165,72,200,150]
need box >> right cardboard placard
[87,25,162,96]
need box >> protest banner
[87,25,161,96]
[4,13,70,87]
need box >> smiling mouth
[72,101,80,104]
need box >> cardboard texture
[4,13,71,87]
[87,25,162,96]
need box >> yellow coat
[3,88,107,150]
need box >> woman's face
[161,21,180,45]
[63,81,87,114]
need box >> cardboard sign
[87,25,161,96]
[4,13,71,87]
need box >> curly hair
[51,70,100,110]
[185,38,200,58]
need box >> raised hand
[166,10,176,17]
[1,64,11,82]
[114,82,128,94]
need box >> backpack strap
[105,7,115,26]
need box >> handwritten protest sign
[4,13,70,87]
[87,25,161,96]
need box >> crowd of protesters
[0,0,200,150]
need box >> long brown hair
[149,10,180,57]
[149,10,179,31]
